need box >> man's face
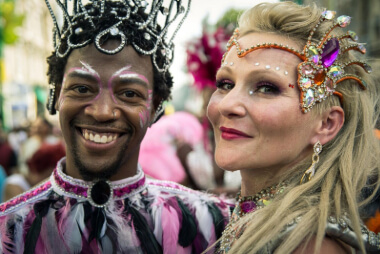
[56,42,155,181]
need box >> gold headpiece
[222,10,372,113]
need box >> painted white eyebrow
[80,61,100,77]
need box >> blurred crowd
[0,117,65,202]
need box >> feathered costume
[0,158,231,253]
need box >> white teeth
[100,136,107,143]
[82,129,118,144]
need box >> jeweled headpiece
[222,10,372,113]
[44,0,191,73]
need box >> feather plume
[127,204,162,253]
[60,203,85,253]
[193,200,214,243]
[161,200,180,254]
[176,197,197,247]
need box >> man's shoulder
[0,180,52,217]
[146,178,233,212]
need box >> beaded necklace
[219,182,287,253]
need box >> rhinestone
[265,65,270,69]
[348,30,358,41]
[322,10,336,20]
[325,78,335,92]
[358,44,366,54]
[275,67,280,71]
[300,78,312,89]
[144,33,151,40]
[337,15,351,27]
[316,87,325,99]
[305,89,315,107]
[308,46,319,64]
[363,63,372,73]
[321,38,339,68]
[255,62,260,66]
[327,66,344,78]
[314,69,325,85]
[75,27,83,35]
[161,7,169,15]
[161,49,166,56]
[110,27,119,36]
[284,71,288,75]
[140,1,148,7]
[301,64,314,75]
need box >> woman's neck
[239,168,281,197]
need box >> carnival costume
[0,158,230,253]
[218,9,380,253]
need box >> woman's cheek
[207,95,220,127]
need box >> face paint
[289,84,295,88]
[139,89,153,128]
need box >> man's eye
[124,91,138,98]
[74,86,90,94]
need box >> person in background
[207,2,380,253]
[2,143,65,201]
[0,1,230,253]
[0,127,18,176]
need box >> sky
[169,0,279,90]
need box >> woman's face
[207,32,321,174]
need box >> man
[0,1,230,253]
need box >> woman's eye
[256,82,279,94]
[216,80,234,90]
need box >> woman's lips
[220,126,252,140]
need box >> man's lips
[220,126,252,139]
[76,125,129,145]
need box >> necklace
[219,182,287,253]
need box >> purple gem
[240,201,257,213]
[321,38,339,68]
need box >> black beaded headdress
[44,0,191,115]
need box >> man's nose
[84,91,117,122]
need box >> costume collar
[51,158,147,208]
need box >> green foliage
[216,9,243,30]
[0,0,25,46]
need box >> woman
[207,2,380,253]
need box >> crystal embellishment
[305,89,315,107]
[348,31,358,41]
[110,27,119,36]
[337,15,351,27]
[321,38,339,68]
[328,66,344,78]
[322,10,336,20]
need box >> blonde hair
[225,2,380,254]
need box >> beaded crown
[44,0,191,73]
[222,10,372,113]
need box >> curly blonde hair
[224,2,380,253]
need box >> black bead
[90,180,111,206]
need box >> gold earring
[300,141,322,184]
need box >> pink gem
[301,64,314,75]
[240,201,256,213]
[325,78,334,92]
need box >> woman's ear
[312,106,344,145]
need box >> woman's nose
[218,87,247,118]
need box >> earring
[300,141,322,184]
[151,100,165,125]
[47,84,56,115]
